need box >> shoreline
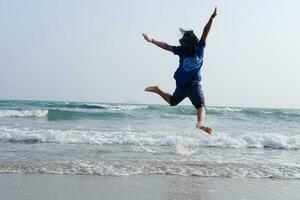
[1,173,299,200]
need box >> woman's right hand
[142,33,152,43]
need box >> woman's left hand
[211,7,217,18]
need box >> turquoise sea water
[0,100,300,178]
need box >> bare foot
[196,123,213,135]
[144,86,159,93]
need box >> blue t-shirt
[172,39,206,88]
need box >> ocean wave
[0,126,299,150]
[0,110,48,118]
[86,104,148,111]
[0,104,148,120]
[1,161,299,179]
[0,109,135,120]
[1,104,300,121]
[206,107,243,114]
[0,100,148,110]
[205,107,300,122]
[49,103,148,111]
[241,109,300,119]
[46,109,132,120]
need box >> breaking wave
[0,105,299,121]
[1,160,299,179]
[0,110,48,118]
[0,127,299,150]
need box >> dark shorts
[170,81,205,109]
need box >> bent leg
[145,86,172,104]
[145,86,186,106]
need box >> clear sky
[0,0,300,108]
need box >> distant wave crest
[0,106,147,120]
[53,103,148,111]
[0,110,48,118]
[1,103,300,121]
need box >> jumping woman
[143,7,217,134]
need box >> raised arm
[142,33,173,52]
[201,7,218,42]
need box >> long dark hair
[179,28,199,56]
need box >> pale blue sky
[0,0,300,108]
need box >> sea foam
[0,160,299,179]
[0,126,299,150]
[0,110,48,118]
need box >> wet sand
[0,174,299,200]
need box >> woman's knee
[170,97,181,106]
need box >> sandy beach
[1,174,299,200]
